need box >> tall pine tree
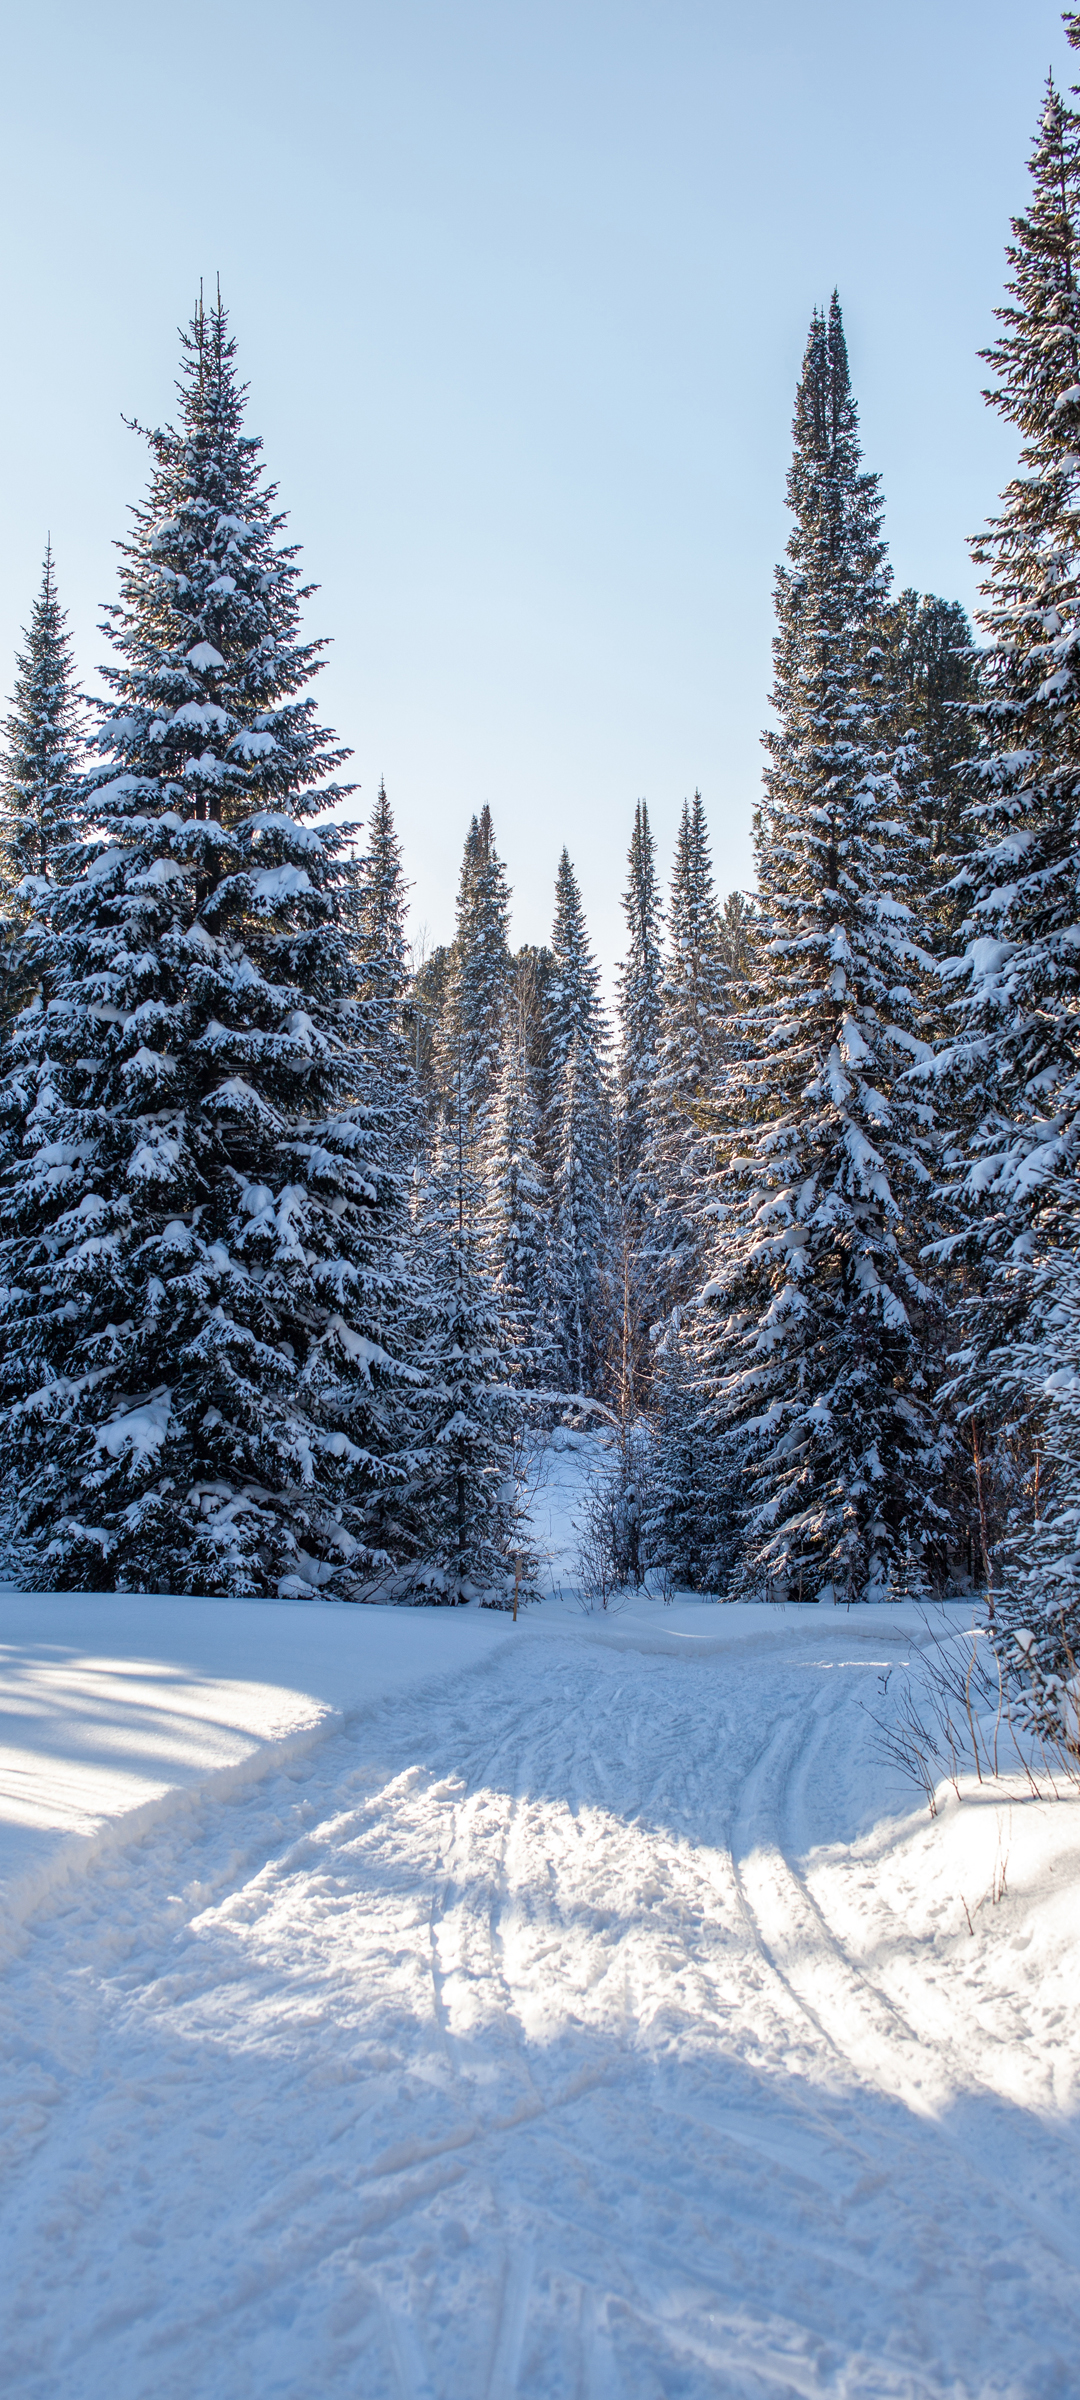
[0,544,84,1048]
[613,801,665,1410]
[447,805,512,1152]
[0,541,82,891]
[0,296,418,1596]
[412,1099,527,1604]
[481,1006,551,1386]
[356,779,410,1016]
[616,801,664,1194]
[936,62,1080,1700]
[543,850,612,1396]
[354,779,421,1173]
[645,793,727,1320]
[692,297,944,1602]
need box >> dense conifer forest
[3,27,1080,1755]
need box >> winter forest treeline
[3,30,1080,1737]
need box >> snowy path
[2,1603,1080,2398]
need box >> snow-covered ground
[523,1421,610,1596]
[0,1590,515,1940]
[2,1580,1079,2398]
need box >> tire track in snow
[731,1651,1080,2285]
[3,1621,1080,2397]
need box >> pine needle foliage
[356,779,411,1019]
[412,1103,527,1605]
[695,297,945,1602]
[937,79,1080,1279]
[448,805,512,1152]
[0,296,418,1596]
[543,850,612,1396]
[0,541,83,890]
[0,544,84,1049]
[616,800,664,1194]
[935,56,1080,1697]
[481,1010,552,1385]
[614,801,665,1409]
[645,793,728,1317]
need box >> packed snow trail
[2,1605,1079,2399]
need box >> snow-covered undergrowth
[2,1581,1079,2399]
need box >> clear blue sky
[0,0,1064,979]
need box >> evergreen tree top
[781,295,887,595]
[551,848,599,987]
[453,804,511,962]
[547,848,608,1068]
[92,289,351,831]
[968,71,1080,738]
[666,794,721,963]
[620,801,663,965]
[760,293,911,960]
[769,297,890,776]
[980,76,1080,453]
[654,794,727,1125]
[617,800,664,1137]
[934,61,1080,1239]
[445,805,513,1144]
[1,540,83,887]
[357,779,411,1011]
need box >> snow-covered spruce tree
[644,792,728,1319]
[0,542,83,889]
[543,851,612,1396]
[0,295,419,1597]
[411,1097,528,1604]
[642,1311,717,1589]
[447,804,512,1152]
[692,296,945,1603]
[616,801,664,1194]
[613,800,665,1410]
[480,1005,552,1386]
[0,544,84,1046]
[968,1222,1080,1739]
[353,778,422,1169]
[356,778,409,1018]
[932,65,1080,1699]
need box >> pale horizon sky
[0,0,1064,985]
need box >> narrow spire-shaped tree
[481,1010,551,1384]
[0,542,82,891]
[616,801,664,1188]
[0,544,84,1049]
[645,792,727,1316]
[935,62,1080,1695]
[543,850,612,1395]
[448,804,512,1152]
[939,78,1080,1280]
[357,778,410,1017]
[0,296,418,1596]
[614,800,665,1408]
[412,1093,527,1604]
[353,778,421,1179]
[693,297,943,1601]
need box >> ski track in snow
[2,1608,1080,2399]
